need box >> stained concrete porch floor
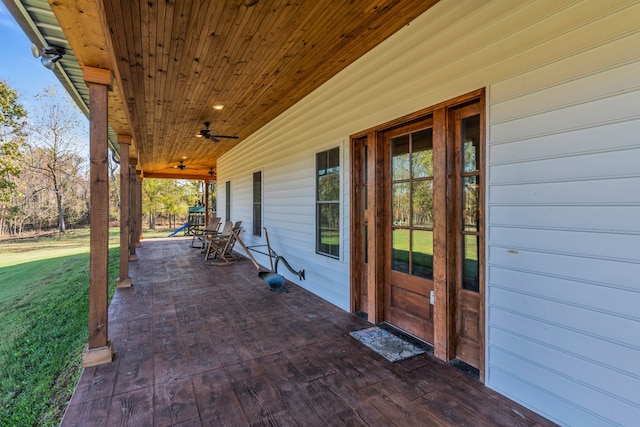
[62,237,555,426]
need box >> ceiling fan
[172,160,196,170]
[197,122,239,142]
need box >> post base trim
[82,340,113,367]
[116,277,132,288]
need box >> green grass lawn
[0,226,176,425]
[0,228,127,426]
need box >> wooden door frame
[350,88,485,381]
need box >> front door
[350,89,485,378]
[384,118,435,343]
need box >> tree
[26,87,86,233]
[142,179,164,229]
[108,155,121,222]
[0,80,27,235]
[142,179,200,229]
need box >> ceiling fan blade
[197,122,238,141]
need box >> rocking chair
[190,216,221,248]
[204,221,242,263]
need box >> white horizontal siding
[217,0,640,424]
[491,227,639,263]
[489,205,640,233]
[218,139,348,309]
[489,348,636,426]
[489,177,640,206]
[489,367,610,426]
[489,119,640,166]
[490,247,639,290]
[486,0,640,425]
[491,329,639,422]
[489,307,640,379]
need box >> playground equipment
[168,222,189,237]
[186,206,205,235]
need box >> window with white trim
[253,171,262,236]
[316,147,340,258]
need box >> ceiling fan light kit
[198,121,239,142]
[172,160,192,170]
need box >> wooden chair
[190,216,221,248]
[203,220,232,260]
[205,221,243,264]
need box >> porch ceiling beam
[143,172,215,182]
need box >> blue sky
[0,3,89,141]
[0,4,61,100]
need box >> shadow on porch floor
[62,237,555,426]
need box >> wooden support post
[135,173,142,247]
[205,180,210,226]
[128,162,138,261]
[82,66,113,367]
[117,135,132,288]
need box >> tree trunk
[56,192,66,233]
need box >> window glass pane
[363,224,368,264]
[318,203,340,257]
[392,182,410,227]
[317,151,327,176]
[318,229,339,257]
[462,115,480,173]
[412,128,433,178]
[411,180,433,228]
[363,144,368,206]
[328,146,340,170]
[253,171,262,236]
[318,170,340,201]
[253,172,261,195]
[318,203,339,229]
[462,234,479,292]
[253,203,262,235]
[411,230,433,279]
[392,135,410,181]
[463,176,479,232]
[225,181,231,222]
[392,228,409,273]
[363,144,368,184]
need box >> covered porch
[62,237,554,426]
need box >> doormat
[349,326,426,362]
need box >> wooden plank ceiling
[50,0,439,180]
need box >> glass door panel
[411,230,434,279]
[387,119,435,344]
[459,114,480,293]
[392,228,410,274]
[390,127,434,275]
